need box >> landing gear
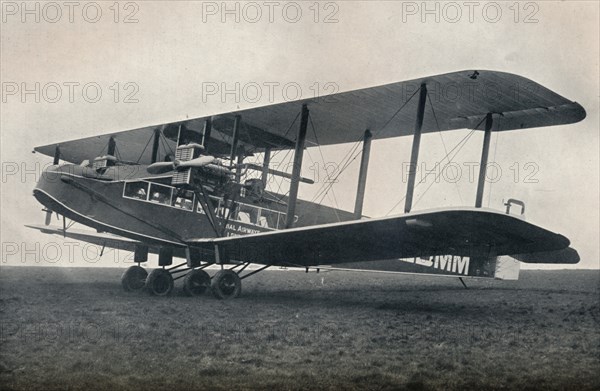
[183,269,211,297]
[211,269,242,300]
[145,268,174,296]
[121,260,268,299]
[121,265,148,292]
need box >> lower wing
[188,207,579,266]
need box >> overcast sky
[1,1,598,269]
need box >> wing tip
[514,247,580,264]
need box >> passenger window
[172,189,194,211]
[124,181,149,200]
[260,208,283,229]
[258,216,269,227]
[149,183,172,205]
[238,211,252,223]
[236,204,259,224]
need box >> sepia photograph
[1,1,599,389]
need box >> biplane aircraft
[27,70,586,299]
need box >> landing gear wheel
[145,269,174,296]
[121,265,148,292]
[211,269,242,299]
[183,269,211,297]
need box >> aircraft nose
[32,164,73,211]
[34,164,62,191]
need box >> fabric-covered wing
[34,70,586,165]
[188,208,577,266]
[36,126,178,166]
[512,247,580,264]
[230,70,586,146]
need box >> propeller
[147,155,216,175]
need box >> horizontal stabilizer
[25,224,190,259]
[25,224,140,252]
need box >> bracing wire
[427,90,463,204]
[307,112,342,211]
[411,129,477,209]
[306,148,342,222]
[267,110,301,163]
[114,143,123,161]
[135,131,155,163]
[310,87,422,204]
[161,130,174,156]
[487,129,500,207]
[158,133,171,161]
[385,115,488,215]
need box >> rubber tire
[145,269,174,296]
[211,269,242,300]
[183,269,211,297]
[121,266,148,292]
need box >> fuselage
[33,164,354,247]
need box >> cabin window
[149,183,173,205]
[196,198,218,215]
[193,195,291,229]
[123,180,197,213]
[250,207,287,229]
[124,181,150,201]
[172,189,195,211]
[237,203,259,225]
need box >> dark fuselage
[33,164,354,248]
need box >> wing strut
[261,147,272,187]
[150,128,161,163]
[193,183,222,238]
[235,147,245,183]
[107,136,116,166]
[353,129,372,219]
[285,104,309,228]
[53,145,61,165]
[202,118,212,149]
[229,115,241,165]
[404,83,428,213]
[475,113,493,207]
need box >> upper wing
[34,70,586,164]
[188,208,577,266]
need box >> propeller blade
[148,155,217,175]
[147,161,175,174]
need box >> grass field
[0,266,598,390]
